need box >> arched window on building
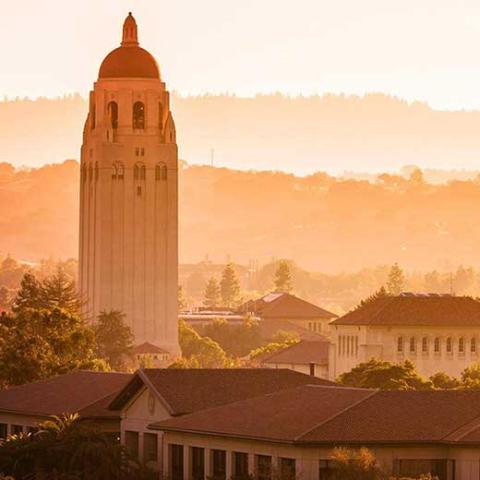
[397,336,403,353]
[446,337,453,354]
[472,337,477,354]
[134,162,146,181]
[409,336,416,353]
[422,337,428,353]
[155,163,167,181]
[133,101,145,129]
[459,337,465,354]
[434,337,440,353]
[108,101,118,129]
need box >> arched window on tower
[133,101,145,129]
[117,162,124,180]
[108,101,118,129]
[158,102,164,133]
[155,162,167,181]
[134,162,146,181]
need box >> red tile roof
[109,368,336,415]
[133,342,169,355]
[239,292,337,320]
[151,386,480,446]
[332,295,480,327]
[0,371,131,418]
[261,340,330,366]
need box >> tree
[461,363,480,388]
[95,310,134,371]
[386,263,405,295]
[274,260,293,292]
[357,286,388,308]
[220,263,241,308]
[178,285,187,310]
[0,414,154,480]
[176,320,228,368]
[204,277,221,309]
[41,267,80,315]
[329,447,382,480]
[0,286,11,310]
[12,272,43,312]
[430,372,460,390]
[249,331,299,361]
[338,359,432,390]
[0,308,103,387]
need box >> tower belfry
[79,13,179,354]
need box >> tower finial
[121,12,139,47]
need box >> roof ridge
[138,369,176,416]
[294,389,379,442]
[441,411,480,442]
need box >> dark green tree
[12,272,43,312]
[41,267,80,315]
[0,414,155,480]
[461,363,480,388]
[203,277,221,309]
[95,310,134,371]
[430,372,460,390]
[386,263,405,295]
[338,358,432,390]
[357,286,389,308]
[274,260,293,292]
[220,263,241,308]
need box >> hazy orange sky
[2,0,480,109]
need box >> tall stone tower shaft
[79,13,179,354]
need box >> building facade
[79,13,179,353]
[330,293,480,379]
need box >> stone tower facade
[79,13,179,354]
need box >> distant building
[153,385,480,480]
[78,13,179,354]
[132,342,172,367]
[330,293,480,379]
[258,340,330,378]
[0,371,131,440]
[107,368,335,472]
[238,292,337,335]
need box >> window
[346,336,350,356]
[393,459,455,480]
[472,337,477,354]
[446,337,452,353]
[143,433,158,463]
[280,458,296,480]
[141,147,145,156]
[422,337,428,353]
[319,460,335,480]
[409,336,416,353]
[434,337,441,353]
[108,101,118,129]
[117,163,124,180]
[11,425,23,435]
[459,337,465,354]
[137,186,142,196]
[255,455,272,480]
[0,423,6,439]
[354,336,359,356]
[233,452,249,480]
[159,102,164,131]
[191,447,205,480]
[397,336,403,353]
[309,363,316,376]
[170,444,184,480]
[134,162,146,181]
[211,449,226,480]
[155,163,167,181]
[133,101,145,129]
[124,431,139,459]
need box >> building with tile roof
[238,292,337,336]
[152,384,480,480]
[0,370,131,439]
[330,293,480,379]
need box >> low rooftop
[332,294,480,327]
[260,340,329,366]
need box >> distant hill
[3,93,480,173]
[2,160,480,273]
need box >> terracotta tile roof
[133,342,168,355]
[151,386,480,446]
[261,340,330,366]
[109,368,336,415]
[238,292,337,320]
[332,294,480,327]
[0,371,131,418]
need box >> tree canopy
[386,263,406,295]
[274,260,293,292]
[220,263,241,308]
[203,277,221,309]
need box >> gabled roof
[151,385,480,446]
[133,342,169,355]
[261,340,329,366]
[0,371,131,418]
[109,368,336,416]
[332,294,480,327]
[238,292,337,320]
